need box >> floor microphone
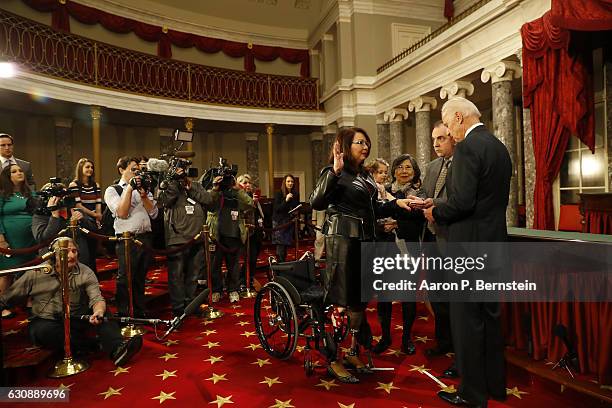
[161,289,210,340]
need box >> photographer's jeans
[116,234,152,317]
[167,244,202,315]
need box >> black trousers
[451,301,506,404]
[167,244,202,315]
[29,316,123,357]
[116,234,152,317]
[239,234,262,287]
[211,236,242,293]
[376,301,416,342]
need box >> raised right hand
[332,141,344,174]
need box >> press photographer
[157,163,214,318]
[205,159,253,303]
[32,179,98,272]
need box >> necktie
[434,159,449,198]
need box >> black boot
[372,336,391,354]
[401,335,416,355]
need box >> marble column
[376,114,391,164]
[323,124,337,155]
[54,118,73,184]
[90,106,102,184]
[408,97,437,171]
[440,80,474,100]
[482,60,522,227]
[310,132,324,181]
[245,132,259,186]
[523,108,535,228]
[384,108,408,162]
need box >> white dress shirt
[104,180,158,235]
[465,122,484,139]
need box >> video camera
[35,177,78,215]
[147,128,198,191]
[200,157,238,191]
[130,169,155,193]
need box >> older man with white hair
[421,97,511,408]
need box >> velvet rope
[21,0,310,76]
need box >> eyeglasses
[396,165,413,171]
[352,140,370,147]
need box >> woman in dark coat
[272,174,299,262]
[310,127,413,383]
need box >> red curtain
[444,0,454,21]
[585,211,612,234]
[21,0,310,76]
[550,0,612,31]
[521,11,594,230]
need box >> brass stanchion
[120,232,146,337]
[49,237,90,378]
[200,225,223,319]
[240,226,256,299]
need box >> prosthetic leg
[342,310,374,374]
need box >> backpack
[100,184,123,237]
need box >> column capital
[90,105,102,121]
[376,113,387,125]
[265,123,274,136]
[245,132,259,141]
[323,124,337,135]
[310,131,323,142]
[336,116,355,128]
[481,60,522,84]
[384,108,409,122]
[408,97,437,113]
[439,81,474,100]
[184,117,195,132]
[54,117,73,128]
[515,48,523,67]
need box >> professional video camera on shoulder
[35,177,78,215]
[201,157,238,192]
[147,128,198,191]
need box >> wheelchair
[253,252,349,376]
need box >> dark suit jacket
[15,158,35,189]
[422,156,450,242]
[433,125,511,243]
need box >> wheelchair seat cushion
[300,285,325,304]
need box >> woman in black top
[272,174,299,262]
[310,127,413,383]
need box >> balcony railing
[377,0,492,74]
[0,9,319,111]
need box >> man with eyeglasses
[104,156,159,318]
[0,133,35,189]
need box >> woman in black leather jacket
[310,127,413,383]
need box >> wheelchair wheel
[254,281,299,360]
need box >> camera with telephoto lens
[200,157,238,191]
[130,170,154,193]
[35,177,78,215]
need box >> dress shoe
[425,346,450,357]
[327,361,359,384]
[372,337,391,354]
[401,339,416,355]
[442,364,459,378]
[438,391,486,407]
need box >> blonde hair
[237,174,252,185]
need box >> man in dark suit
[420,121,455,361]
[423,97,511,407]
[0,133,35,189]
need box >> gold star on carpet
[506,386,528,399]
[209,395,234,408]
[245,343,262,351]
[202,320,215,325]
[202,329,217,336]
[341,346,352,354]
[3,329,20,336]
[156,370,178,380]
[203,341,220,349]
[206,373,228,384]
[417,316,429,321]
[251,358,272,367]
[159,353,178,361]
[408,364,431,373]
[18,318,29,325]
[296,345,305,353]
[58,383,74,390]
[372,335,382,342]
[338,403,355,408]
[439,384,456,393]
[241,331,256,338]
[394,324,403,330]
[385,348,404,357]
[231,304,242,309]
[375,382,399,394]
[445,352,455,358]
[164,339,179,346]
[152,390,176,404]
[269,399,295,408]
[233,312,246,317]
[98,386,123,400]
[259,376,282,387]
[366,307,375,312]
[109,366,130,376]
[204,355,224,364]
[414,335,431,343]
[236,321,250,326]
[316,379,340,391]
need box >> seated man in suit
[0,133,35,189]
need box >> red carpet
[1,249,599,407]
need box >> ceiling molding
[351,0,446,22]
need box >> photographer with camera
[31,180,98,272]
[104,157,158,318]
[206,163,253,303]
[157,164,213,318]
[236,174,263,290]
